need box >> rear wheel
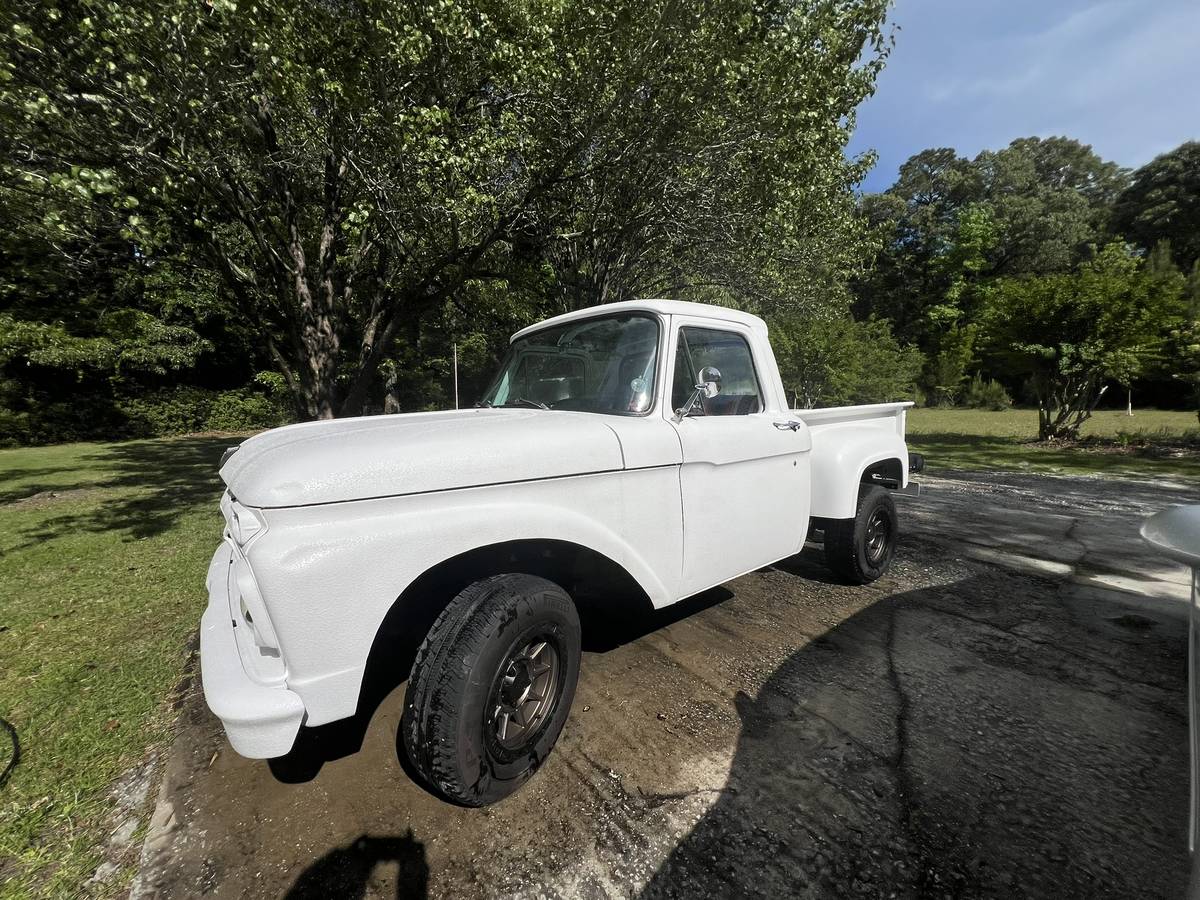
[401,573,581,806]
[823,485,898,584]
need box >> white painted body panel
[798,402,913,520]
[200,299,913,756]
[222,408,624,508]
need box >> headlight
[229,502,265,545]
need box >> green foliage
[855,137,1128,348]
[0,378,290,446]
[979,244,1185,439]
[205,388,289,433]
[962,373,1012,411]
[772,313,924,408]
[854,136,1200,435]
[0,0,889,424]
[925,325,977,407]
[1113,142,1200,272]
[118,378,289,438]
[1169,287,1200,424]
[116,387,217,438]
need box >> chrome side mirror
[674,366,722,421]
[697,366,721,398]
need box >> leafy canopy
[979,244,1184,439]
[1,0,890,420]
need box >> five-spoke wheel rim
[491,639,559,750]
[865,508,892,565]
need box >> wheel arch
[808,425,908,520]
[860,456,905,490]
[353,538,655,728]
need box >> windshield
[480,313,660,415]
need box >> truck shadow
[284,831,428,900]
[637,574,1189,899]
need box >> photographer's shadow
[285,832,428,900]
[640,574,1189,898]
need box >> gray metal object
[675,366,723,420]
[865,508,891,566]
[1141,504,1200,897]
[492,639,560,750]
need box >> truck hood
[220,408,625,508]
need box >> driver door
[668,320,808,597]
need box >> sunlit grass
[907,407,1200,478]
[0,437,227,899]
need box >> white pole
[453,342,459,410]
[1127,387,1133,417]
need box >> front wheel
[822,485,898,584]
[401,574,581,806]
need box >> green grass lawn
[0,437,229,899]
[908,407,1200,479]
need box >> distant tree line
[848,138,1200,439]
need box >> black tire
[401,573,581,806]
[823,485,898,584]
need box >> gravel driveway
[133,471,1198,899]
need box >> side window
[671,327,762,416]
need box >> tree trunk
[1037,376,1106,441]
[383,365,401,415]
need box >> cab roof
[510,299,768,343]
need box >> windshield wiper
[501,397,549,410]
[474,400,494,408]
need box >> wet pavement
[133,471,1199,899]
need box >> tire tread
[403,574,577,805]
[823,485,897,584]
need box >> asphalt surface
[133,471,1198,899]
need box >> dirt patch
[3,487,103,509]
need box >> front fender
[245,468,679,724]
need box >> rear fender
[808,425,908,520]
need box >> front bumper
[200,543,305,758]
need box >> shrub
[205,388,288,432]
[116,386,214,437]
[117,380,290,438]
[0,407,28,448]
[963,374,1012,410]
[774,313,925,408]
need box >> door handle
[774,420,803,431]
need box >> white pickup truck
[202,299,920,805]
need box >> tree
[772,312,923,409]
[1167,260,1200,423]
[854,137,1128,350]
[973,137,1127,277]
[1112,142,1200,272]
[920,203,994,404]
[2,0,889,421]
[850,148,977,344]
[979,244,1183,440]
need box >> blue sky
[847,0,1200,193]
